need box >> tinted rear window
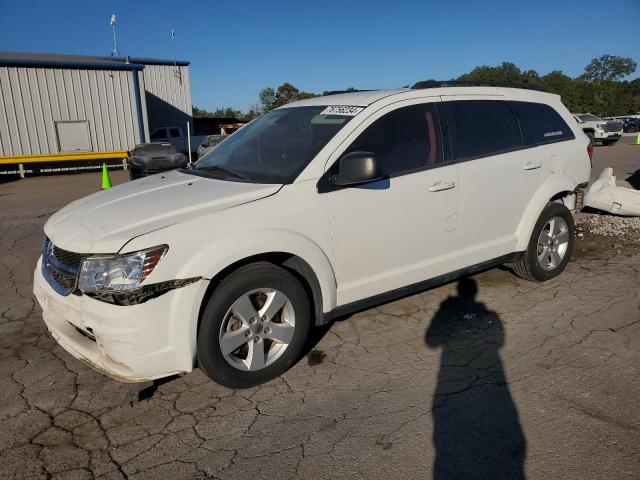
[440,100,522,160]
[510,101,575,145]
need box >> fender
[515,175,578,251]
[148,229,338,314]
[124,227,338,365]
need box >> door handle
[523,161,542,170]
[428,181,456,192]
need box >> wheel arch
[196,251,329,337]
[515,178,578,251]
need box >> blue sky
[1,0,638,111]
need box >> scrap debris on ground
[575,212,640,258]
[583,167,640,216]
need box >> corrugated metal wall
[141,64,192,132]
[0,66,142,156]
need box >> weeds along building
[0,51,192,171]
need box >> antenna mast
[110,14,120,57]
[171,28,182,84]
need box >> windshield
[192,106,355,183]
[578,114,601,122]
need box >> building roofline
[0,51,189,70]
[114,56,189,67]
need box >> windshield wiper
[196,166,247,180]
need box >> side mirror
[330,152,385,187]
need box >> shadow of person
[626,169,640,189]
[425,278,526,479]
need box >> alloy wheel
[218,288,295,371]
[536,216,570,271]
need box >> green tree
[457,62,546,90]
[258,82,316,112]
[540,70,582,111]
[258,87,277,112]
[454,57,639,116]
[245,103,262,120]
[192,106,244,119]
[583,55,637,82]
[210,107,243,118]
[192,106,211,117]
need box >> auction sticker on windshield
[320,106,364,116]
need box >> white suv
[34,85,591,387]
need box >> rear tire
[513,203,574,282]
[197,262,311,388]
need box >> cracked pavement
[1,159,639,479]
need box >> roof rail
[322,89,373,96]
[411,80,548,92]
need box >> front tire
[197,262,311,388]
[513,203,574,282]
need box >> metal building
[0,52,192,164]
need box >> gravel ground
[575,212,640,258]
[577,214,640,238]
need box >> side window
[343,103,443,176]
[168,128,181,138]
[440,100,522,160]
[150,129,165,140]
[509,101,575,145]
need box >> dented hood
[44,170,281,253]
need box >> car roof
[284,89,409,107]
[284,86,559,109]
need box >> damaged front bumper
[33,256,206,382]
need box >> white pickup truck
[572,113,623,146]
[149,126,207,155]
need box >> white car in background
[573,113,623,146]
[34,84,591,388]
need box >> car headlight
[78,245,168,293]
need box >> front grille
[42,237,85,296]
[52,245,83,270]
[604,122,622,133]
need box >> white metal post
[187,121,192,166]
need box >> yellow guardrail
[0,150,129,165]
